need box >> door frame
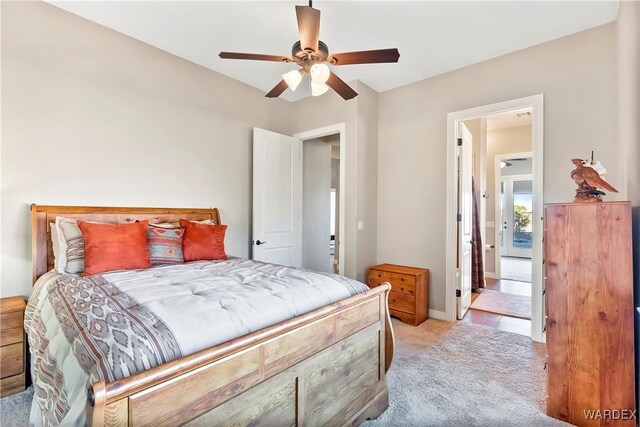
[293,123,346,276]
[495,153,533,268]
[499,172,533,259]
[445,94,544,342]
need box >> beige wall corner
[353,81,378,283]
[290,80,379,282]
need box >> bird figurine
[571,158,618,203]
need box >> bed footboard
[87,283,394,426]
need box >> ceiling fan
[219,1,400,100]
[501,158,529,168]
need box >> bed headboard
[30,204,221,284]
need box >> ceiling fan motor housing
[292,40,329,66]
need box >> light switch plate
[357,221,364,231]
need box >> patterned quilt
[25,259,368,426]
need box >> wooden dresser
[0,296,27,397]
[544,202,636,426]
[369,264,429,326]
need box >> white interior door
[500,175,533,259]
[457,122,473,319]
[302,140,332,273]
[253,128,302,267]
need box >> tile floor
[462,278,532,336]
[500,256,532,283]
[484,278,531,297]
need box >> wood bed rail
[88,284,394,427]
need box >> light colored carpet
[470,289,532,319]
[501,256,532,283]
[0,385,32,427]
[0,320,566,426]
[363,319,567,426]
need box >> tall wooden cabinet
[544,202,636,426]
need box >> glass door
[500,175,533,258]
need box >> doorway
[301,134,340,274]
[294,124,346,276]
[445,95,544,342]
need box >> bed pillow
[78,220,151,275]
[150,219,217,229]
[179,219,227,262]
[54,217,86,274]
[147,226,184,265]
[50,222,61,271]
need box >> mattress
[25,258,368,426]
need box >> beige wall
[377,23,619,313]
[1,1,291,297]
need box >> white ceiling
[486,107,532,130]
[46,1,619,102]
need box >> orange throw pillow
[180,219,227,262]
[78,220,151,275]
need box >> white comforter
[25,258,368,426]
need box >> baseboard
[428,309,447,320]
[485,272,498,279]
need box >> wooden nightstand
[1,296,27,397]
[368,264,429,326]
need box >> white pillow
[54,217,85,274]
[50,222,62,272]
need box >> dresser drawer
[388,291,416,314]
[0,312,23,346]
[0,342,23,379]
[369,271,416,295]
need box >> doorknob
[255,240,267,246]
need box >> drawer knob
[400,277,404,282]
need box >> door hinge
[456,213,462,222]
[456,289,461,297]
[457,138,462,146]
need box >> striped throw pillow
[147,226,185,265]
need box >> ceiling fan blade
[219,52,291,62]
[265,80,289,98]
[326,72,358,100]
[295,5,320,52]
[329,48,400,65]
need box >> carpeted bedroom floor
[0,319,567,427]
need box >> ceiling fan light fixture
[311,81,329,97]
[310,63,330,84]
[282,69,303,91]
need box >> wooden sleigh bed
[31,204,394,427]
